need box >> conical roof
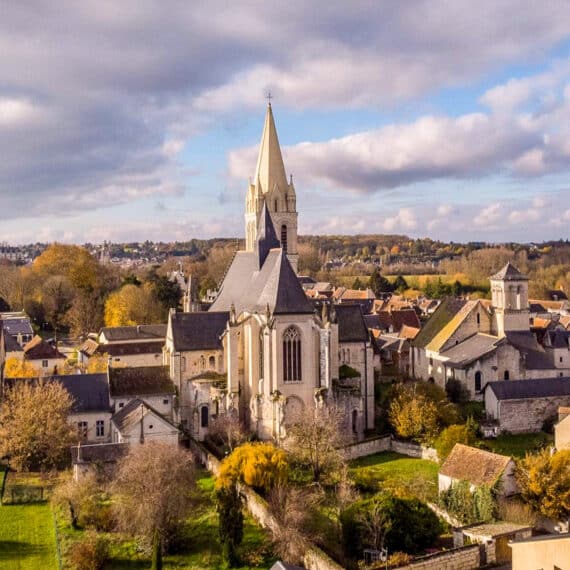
[490,262,528,281]
[253,104,288,194]
[255,201,280,267]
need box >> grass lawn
[56,470,275,570]
[480,432,553,458]
[0,502,59,570]
[349,451,439,501]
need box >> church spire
[254,103,289,195]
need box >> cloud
[1,1,570,224]
[383,208,417,232]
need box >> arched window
[476,313,480,325]
[504,370,510,381]
[208,356,216,369]
[200,406,209,428]
[283,326,302,382]
[352,410,358,434]
[475,371,482,392]
[281,224,288,253]
[200,355,206,370]
[274,199,278,211]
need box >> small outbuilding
[439,444,517,497]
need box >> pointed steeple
[255,200,280,267]
[254,103,289,195]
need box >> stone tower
[245,103,298,273]
[490,262,530,337]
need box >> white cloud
[474,203,503,227]
[383,208,417,232]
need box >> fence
[0,469,54,505]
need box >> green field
[350,451,439,501]
[481,432,553,459]
[56,471,275,570]
[0,502,59,570]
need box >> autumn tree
[285,405,349,483]
[104,283,163,326]
[4,356,39,378]
[207,412,248,452]
[434,422,477,461]
[389,385,439,443]
[0,379,75,471]
[112,443,195,569]
[42,275,75,333]
[217,442,288,494]
[85,353,110,373]
[516,449,570,521]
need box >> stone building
[411,263,570,397]
[163,104,375,442]
[484,376,570,433]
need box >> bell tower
[245,102,298,273]
[490,262,530,337]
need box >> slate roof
[4,373,111,413]
[108,366,174,397]
[210,249,314,315]
[485,377,570,400]
[413,298,470,350]
[3,330,23,353]
[490,262,528,281]
[94,341,164,357]
[23,336,65,360]
[111,398,178,432]
[336,304,369,343]
[440,333,501,367]
[505,331,553,369]
[71,442,129,464]
[170,311,228,352]
[440,443,512,487]
[1,317,33,336]
[255,202,280,267]
[99,324,166,342]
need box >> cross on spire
[265,90,273,105]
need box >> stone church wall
[498,395,570,433]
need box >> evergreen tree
[216,484,244,567]
[393,275,408,292]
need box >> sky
[2,1,570,245]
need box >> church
[164,104,375,442]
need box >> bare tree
[267,485,323,565]
[285,404,349,483]
[358,496,392,551]
[207,412,247,452]
[112,443,195,569]
[0,379,75,471]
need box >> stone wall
[395,545,480,570]
[391,439,439,462]
[499,395,570,433]
[189,439,344,570]
[342,435,391,460]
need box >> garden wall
[342,435,391,459]
[390,439,438,462]
[394,544,480,570]
[342,436,439,462]
[189,439,344,570]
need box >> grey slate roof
[4,373,111,413]
[440,333,501,367]
[71,442,129,464]
[111,398,178,432]
[485,377,570,400]
[94,341,164,357]
[2,330,23,352]
[336,304,369,343]
[210,249,313,315]
[170,311,228,352]
[2,317,33,337]
[99,324,166,342]
[108,366,175,397]
[505,331,553,369]
[490,262,528,281]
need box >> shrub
[439,480,496,524]
[68,532,109,570]
[445,379,470,404]
[434,423,476,461]
[341,493,441,558]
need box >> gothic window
[281,224,288,253]
[352,410,358,434]
[283,326,302,382]
[208,355,216,369]
[475,371,482,392]
[274,199,278,211]
[259,331,264,379]
[476,313,480,325]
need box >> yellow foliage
[104,283,162,326]
[86,353,110,373]
[4,357,39,378]
[217,442,288,493]
[389,387,439,443]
